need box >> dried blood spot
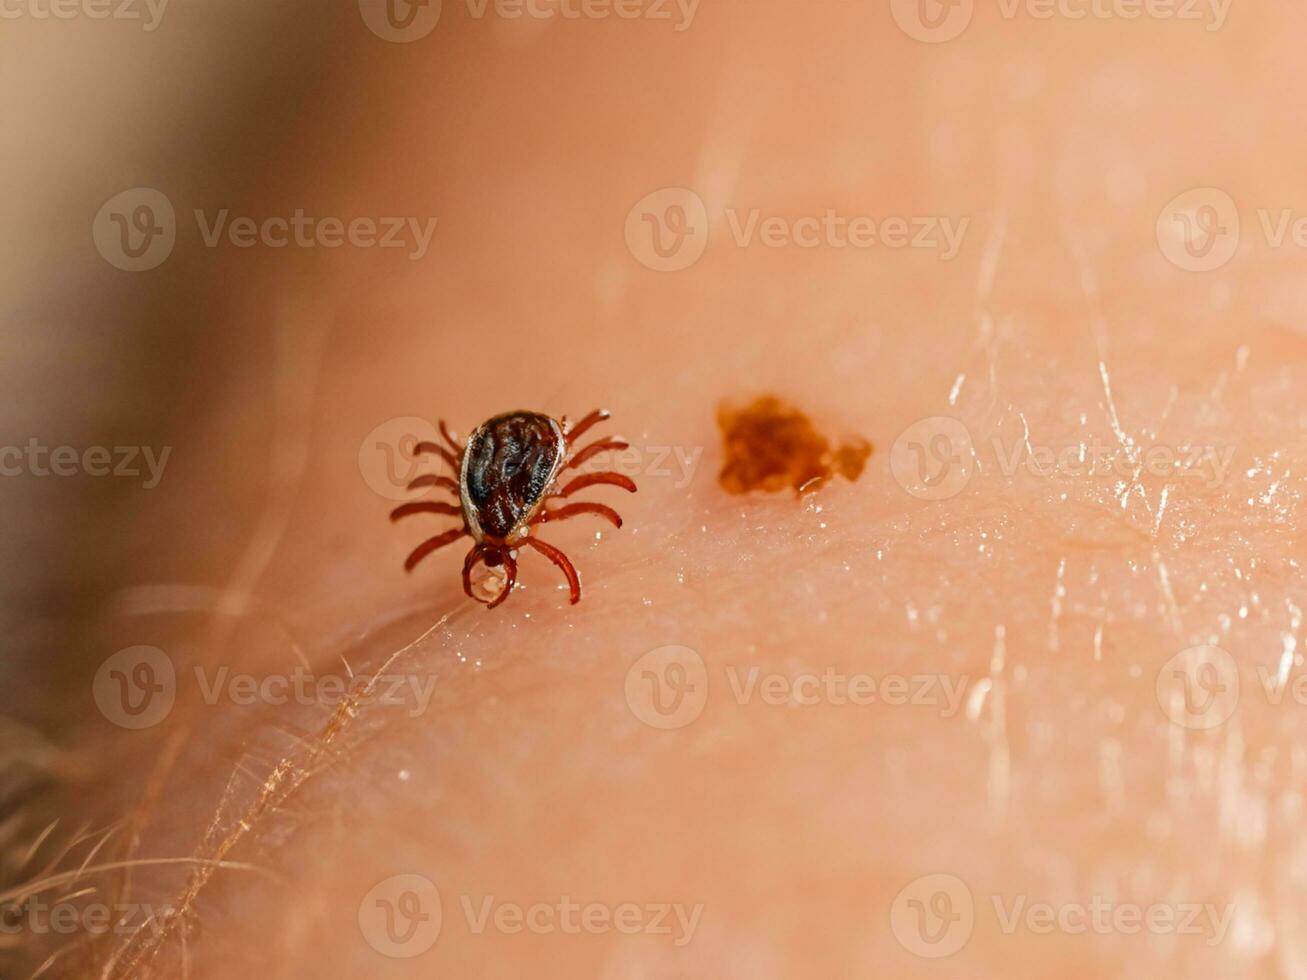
[717,395,872,495]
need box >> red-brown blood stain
[717,395,872,495]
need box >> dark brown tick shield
[389,408,637,609]
[461,412,566,542]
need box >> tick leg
[461,543,486,601]
[390,501,463,522]
[565,408,610,446]
[414,441,460,472]
[405,474,460,494]
[537,501,623,529]
[439,419,463,455]
[404,528,467,572]
[554,472,637,497]
[563,438,629,471]
[521,536,582,604]
[485,549,518,609]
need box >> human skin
[8,2,1307,978]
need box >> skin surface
[6,2,1307,978]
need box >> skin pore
[7,2,1307,978]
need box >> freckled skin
[461,412,564,542]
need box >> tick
[390,409,636,608]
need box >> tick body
[390,409,636,608]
